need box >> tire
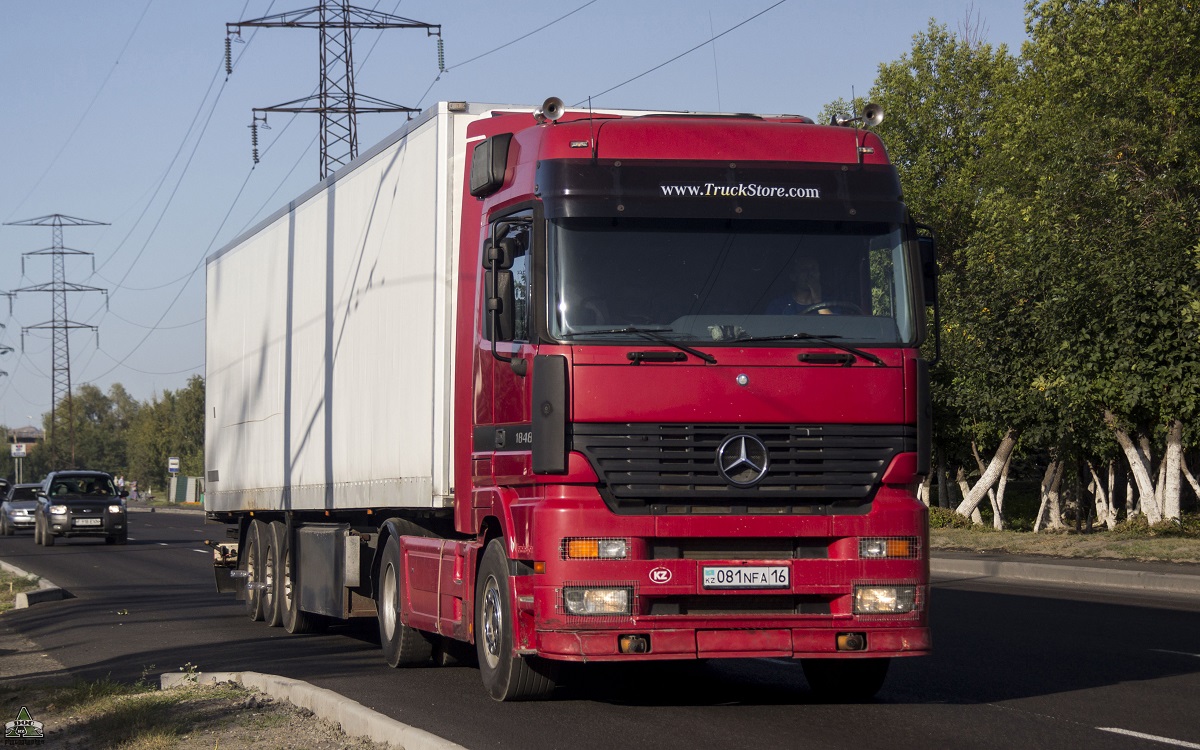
[43,522,55,547]
[801,657,890,701]
[33,517,43,546]
[378,535,433,667]
[475,539,557,701]
[2,516,11,536]
[277,521,317,635]
[242,520,266,622]
[261,521,282,627]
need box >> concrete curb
[160,671,466,750]
[0,559,66,609]
[931,557,1200,597]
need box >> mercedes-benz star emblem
[716,434,770,487]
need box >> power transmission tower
[5,214,109,467]
[227,2,441,179]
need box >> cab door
[480,211,537,490]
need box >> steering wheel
[799,300,865,315]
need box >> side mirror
[485,270,516,342]
[119,489,129,499]
[917,233,938,308]
[915,224,941,367]
[469,133,514,198]
[481,233,518,270]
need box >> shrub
[928,506,975,529]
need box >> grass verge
[0,676,388,749]
[0,569,41,613]
[930,526,1200,564]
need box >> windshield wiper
[563,326,718,364]
[734,332,886,367]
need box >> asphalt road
[3,510,1200,750]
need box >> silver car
[1,483,41,535]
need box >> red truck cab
[452,102,933,700]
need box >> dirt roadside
[0,621,391,749]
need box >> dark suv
[34,471,128,545]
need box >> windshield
[548,217,918,345]
[48,476,118,497]
[9,487,37,501]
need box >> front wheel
[475,539,557,701]
[33,517,43,546]
[378,535,433,667]
[801,657,890,701]
[2,516,11,536]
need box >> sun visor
[537,160,905,222]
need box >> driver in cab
[764,254,833,315]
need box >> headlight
[562,538,628,560]
[854,585,917,614]
[108,504,124,514]
[859,537,918,559]
[49,505,68,515]
[563,587,631,615]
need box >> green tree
[861,19,1023,521]
[977,0,1200,522]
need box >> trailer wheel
[475,539,557,701]
[261,521,283,627]
[800,657,890,701]
[378,535,433,667]
[277,521,317,635]
[243,520,266,622]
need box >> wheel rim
[282,552,294,611]
[481,574,503,669]
[245,536,258,610]
[380,561,398,641]
[263,545,275,607]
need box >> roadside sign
[168,456,180,474]
[10,443,26,458]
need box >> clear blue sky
[0,0,1028,427]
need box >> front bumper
[537,625,930,661]
[511,486,931,662]
[49,512,126,537]
[5,513,34,528]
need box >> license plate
[702,565,790,589]
[73,518,102,526]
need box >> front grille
[573,423,914,515]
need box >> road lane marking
[193,549,208,553]
[158,543,169,546]
[1098,728,1200,749]
[1151,649,1200,659]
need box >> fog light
[837,632,867,651]
[619,634,650,654]
[859,537,916,559]
[563,587,631,615]
[854,585,917,614]
[563,538,628,560]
